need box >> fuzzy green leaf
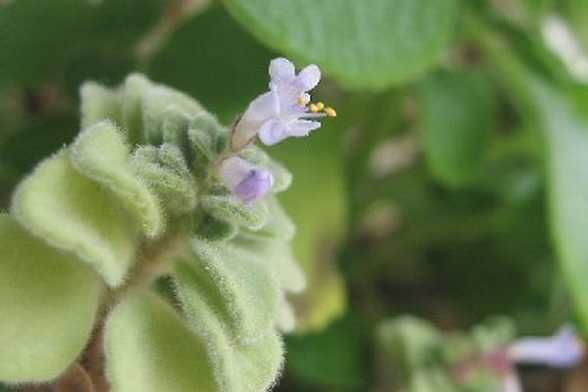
[186,238,280,343]
[142,85,204,144]
[80,82,122,130]
[194,213,238,242]
[0,214,102,383]
[243,197,296,241]
[71,121,164,237]
[222,0,458,90]
[131,146,197,215]
[188,113,226,175]
[11,151,139,287]
[202,194,269,230]
[121,73,153,144]
[104,291,217,392]
[234,237,306,295]
[175,263,285,392]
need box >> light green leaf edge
[187,238,280,344]
[70,121,164,238]
[11,151,139,287]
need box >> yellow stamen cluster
[307,100,337,117]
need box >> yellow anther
[309,103,320,113]
[315,102,325,111]
[324,107,337,117]
[297,95,306,106]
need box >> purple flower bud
[218,156,274,203]
[508,325,585,368]
[231,57,335,150]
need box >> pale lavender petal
[288,119,321,137]
[218,156,253,190]
[508,326,584,368]
[258,119,290,146]
[218,156,274,202]
[269,57,296,85]
[296,64,321,91]
[234,168,274,203]
[232,91,279,150]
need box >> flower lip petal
[258,119,290,146]
[234,169,274,203]
[218,156,274,202]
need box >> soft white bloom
[218,156,274,203]
[508,325,584,368]
[231,57,335,150]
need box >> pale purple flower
[508,325,584,368]
[231,57,335,150]
[218,156,274,203]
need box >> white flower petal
[258,119,290,146]
[296,64,321,91]
[269,57,296,85]
[288,119,321,137]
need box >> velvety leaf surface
[202,194,269,230]
[11,151,139,287]
[222,0,458,90]
[104,291,217,392]
[0,214,102,383]
[175,263,284,392]
[80,82,123,130]
[71,121,164,238]
[187,238,280,344]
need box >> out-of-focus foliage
[4,0,588,391]
[222,0,458,90]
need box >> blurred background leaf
[221,0,459,90]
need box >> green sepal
[0,214,102,383]
[80,81,122,130]
[131,146,198,216]
[71,121,164,238]
[185,238,279,344]
[175,262,285,392]
[11,151,139,287]
[202,194,269,230]
[104,291,217,392]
